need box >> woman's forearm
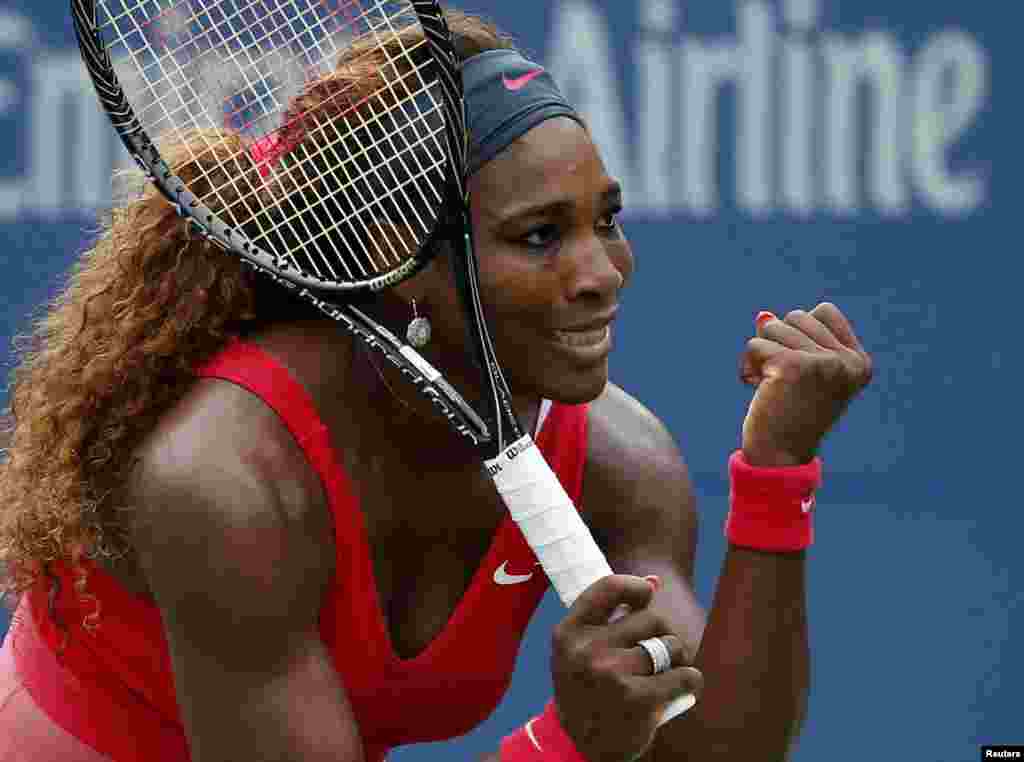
[654,545,809,761]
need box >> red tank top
[10,340,589,762]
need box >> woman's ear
[388,235,462,319]
[391,278,418,306]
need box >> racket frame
[71,0,493,444]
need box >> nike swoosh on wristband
[502,68,545,91]
[493,560,535,585]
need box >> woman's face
[422,117,634,405]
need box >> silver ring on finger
[637,636,673,675]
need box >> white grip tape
[486,436,611,607]
[485,436,699,727]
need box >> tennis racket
[71,0,694,723]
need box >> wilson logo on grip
[504,439,536,461]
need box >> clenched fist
[739,302,873,467]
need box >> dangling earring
[406,298,432,348]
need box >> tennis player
[0,10,871,762]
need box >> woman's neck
[348,341,541,466]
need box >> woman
[0,10,871,762]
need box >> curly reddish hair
[0,9,514,605]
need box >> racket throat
[446,212,520,454]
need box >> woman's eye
[520,210,623,249]
[597,210,622,233]
[522,225,559,248]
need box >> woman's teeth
[554,326,609,348]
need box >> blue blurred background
[0,0,1015,759]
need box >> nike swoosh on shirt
[801,495,816,513]
[502,68,545,91]
[493,560,535,585]
[525,717,543,751]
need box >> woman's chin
[538,364,610,406]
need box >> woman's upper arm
[584,384,707,659]
[584,384,699,579]
[128,392,363,762]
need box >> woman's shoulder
[99,346,334,596]
[129,331,335,536]
[156,320,351,474]
[582,383,696,550]
[237,319,356,410]
[585,382,684,467]
[146,356,311,480]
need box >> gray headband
[462,49,587,175]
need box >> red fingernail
[644,575,661,591]
[756,311,776,328]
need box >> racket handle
[486,435,612,607]
[485,436,697,727]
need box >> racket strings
[101,0,347,208]
[100,0,419,187]
[97,0,449,285]
[242,10,445,275]
[130,0,345,133]
[191,43,439,255]
[202,77,440,280]
[105,0,355,99]
[108,0,394,168]
[251,76,445,256]
[242,43,445,277]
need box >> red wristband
[724,450,823,552]
[500,700,588,762]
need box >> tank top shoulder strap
[194,339,340,487]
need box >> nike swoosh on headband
[502,68,545,91]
